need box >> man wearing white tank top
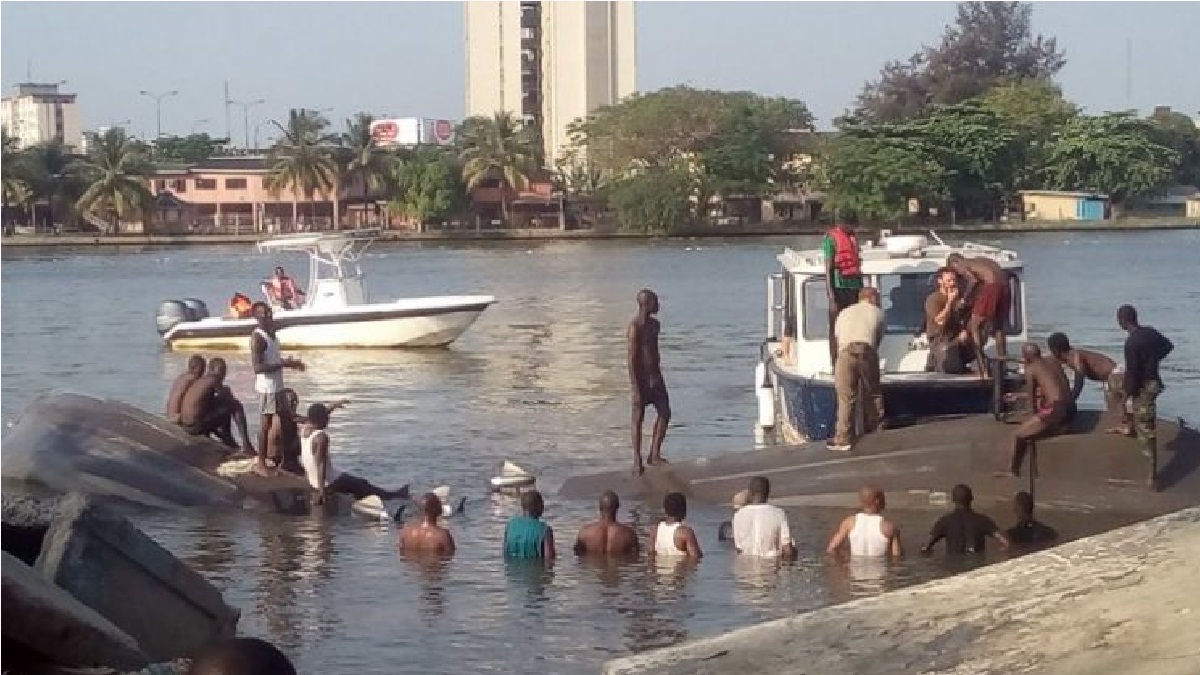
[648,492,702,558]
[826,485,903,558]
[250,302,305,474]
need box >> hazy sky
[2,1,1198,140]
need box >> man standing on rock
[628,289,670,476]
[250,302,305,475]
[946,252,1011,378]
[1117,305,1174,490]
[823,215,863,366]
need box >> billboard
[370,118,455,148]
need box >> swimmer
[573,490,639,557]
[826,485,902,558]
[399,493,456,556]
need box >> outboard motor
[182,298,210,321]
[156,300,190,336]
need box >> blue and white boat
[755,230,1028,443]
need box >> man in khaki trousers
[829,288,885,451]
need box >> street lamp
[230,98,266,149]
[139,89,180,138]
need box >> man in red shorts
[946,253,1010,379]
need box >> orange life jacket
[827,227,861,278]
[230,293,252,318]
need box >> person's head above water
[747,476,771,503]
[186,637,296,675]
[598,490,620,520]
[952,483,974,509]
[421,492,443,522]
[206,357,228,380]
[664,492,687,521]
[521,490,545,518]
[1117,304,1139,330]
[187,355,207,375]
[858,485,885,513]
[636,288,659,315]
[1021,342,1041,364]
[306,403,330,430]
[1013,490,1034,519]
[1046,332,1071,358]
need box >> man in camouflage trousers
[1118,305,1174,491]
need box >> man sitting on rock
[178,357,255,455]
[166,354,206,423]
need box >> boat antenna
[928,229,946,247]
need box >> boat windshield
[799,272,936,338]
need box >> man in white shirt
[830,287,886,451]
[732,476,798,560]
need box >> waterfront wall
[604,507,1200,675]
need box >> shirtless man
[1046,332,1129,434]
[178,357,254,453]
[946,253,1010,378]
[250,302,305,473]
[628,289,670,475]
[399,493,456,556]
[573,490,639,557]
[166,355,206,423]
[998,343,1075,477]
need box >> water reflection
[254,516,339,649]
[399,552,451,620]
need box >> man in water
[648,492,702,558]
[250,302,305,474]
[628,289,670,475]
[718,489,749,542]
[177,357,254,454]
[504,490,556,560]
[1004,491,1058,546]
[573,490,639,557]
[924,267,973,374]
[999,343,1075,478]
[166,354,206,423]
[946,252,1010,378]
[300,403,409,505]
[829,287,885,452]
[823,215,864,365]
[399,493,456,556]
[1046,332,1128,434]
[732,476,798,560]
[825,486,903,558]
[1118,305,1175,490]
[921,484,1009,555]
[186,637,296,675]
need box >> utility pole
[224,81,232,141]
[139,89,180,138]
[1125,38,1134,106]
[230,98,266,149]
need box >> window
[781,272,797,339]
[172,179,187,193]
[224,178,247,190]
[195,178,217,190]
[154,180,166,192]
[802,277,830,340]
[878,273,935,335]
[521,27,535,40]
[1004,273,1024,335]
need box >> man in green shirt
[823,217,864,365]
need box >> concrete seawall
[604,507,1200,675]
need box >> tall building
[465,0,636,166]
[1,82,83,150]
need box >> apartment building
[1,82,83,150]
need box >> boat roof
[779,230,1023,276]
[257,228,381,253]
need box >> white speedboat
[155,229,496,350]
[755,230,1028,443]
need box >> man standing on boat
[1117,305,1174,490]
[628,289,670,476]
[945,253,1010,378]
[830,287,885,452]
[250,302,305,474]
[824,216,864,366]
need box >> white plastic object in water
[756,362,775,429]
[490,461,536,490]
[885,235,929,256]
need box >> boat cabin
[256,229,380,311]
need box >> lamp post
[230,98,266,150]
[138,89,179,138]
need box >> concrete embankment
[605,507,1200,675]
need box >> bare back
[575,521,639,557]
[178,376,220,425]
[166,373,200,421]
[400,522,456,556]
[1027,356,1071,407]
[961,257,1006,285]
[628,317,663,387]
[1069,349,1117,382]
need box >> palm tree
[2,132,31,229]
[457,112,540,221]
[75,128,154,233]
[265,109,334,230]
[22,139,86,231]
[340,113,396,228]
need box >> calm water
[2,231,1198,674]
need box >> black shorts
[180,399,237,436]
[830,285,860,313]
[327,474,375,500]
[637,385,671,416]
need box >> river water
[2,231,1198,674]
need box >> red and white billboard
[370,118,455,147]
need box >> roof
[191,156,270,172]
[779,231,1023,276]
[1018,190,1109,200]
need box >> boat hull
[163,297,494,350]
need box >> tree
[914,102,1019,217]
[390,147,466,227]
[265,108,335,228]
[1147,108,1200,187]
[820,129,948,222]
[1043,112,1179,209]
[21,139,87,230]
[607,164,698,234]
[2,132,32,227]
[978,79,1079,189]
[456,112,540,220]
[152,134,228,164]
[340,113,396,228]
[853,2,1065,123]
[75,128,155,233]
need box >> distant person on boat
[1004,491,1058,546]
[628,288,670,476]
[826,485,903,558]
[186,637,296,675]
[824,216,864,366]
[1117,304,1175,491]
[228,292,253,319]
[649,492,702,558]
[166,354,206,423]
[829,287,885,452]
[262,266,305,310]
[399,493,456,557]
[945,252,1010,378]
[573,490,639,557]
[924,267,973,374]
[177,357,255,454]
[251,302,306,475]
[732,476,798,560]
[300,402,410,505]
[718,489,749,542]
[1046,332,1128,433]
[1000,343,1076,478]
[921,484,1009,555]
[504,490,557,560]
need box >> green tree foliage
[390,147,466,226]
[152,134,228,164]
[456,112,540,219]
[265,108,335,225]
[1147,109,1200,187]
[821,129,947,221]
[19,139,88,229]
[607,165,698,234]
[915,102,1019,216]
[75,128,155,232]
[853,2,1065,123]
[978,79,1078,189]
[1043,112,1179,204]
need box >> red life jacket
[827,227,861,278]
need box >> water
[2,231,1198,674]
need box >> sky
[2,1,1199,141]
